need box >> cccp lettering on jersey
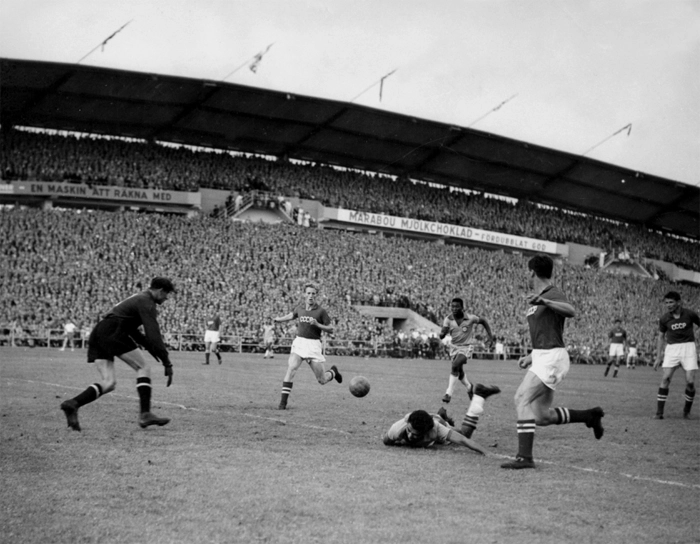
[526,306,538,317]
[670,323,687,330]
[299,316,314,323]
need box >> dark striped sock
[684,386,695,414]
[516,419,536,459]
[73,383,103,407]
[657,387,669,415]
[136,377,152,414]
[280,381,293,405]
[461,415,478,438]
[554,407,590,424]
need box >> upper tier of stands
[2,129,699,270]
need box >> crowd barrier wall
[2,329,642,364]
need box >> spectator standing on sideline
[653,291,699,420]
[502,255,604,470]
[273,282,342,410]
[60,277,176,431]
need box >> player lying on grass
[381,409,486,454]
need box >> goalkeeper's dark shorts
[87,318,138,362]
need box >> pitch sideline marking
[489,452,700,490]
[17,379,352,436]
[14,378,700,489]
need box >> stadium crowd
[2,128,699,270]
[2,207,698,362]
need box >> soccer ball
[349,376,370,398]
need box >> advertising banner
[334,209,558,254]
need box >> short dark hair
[664,291,681,302]
[407,410,435,435]
[304,282,319,293]
[614,318,621,323]
[528,254,554,279]
[150,277,176,293]
[451,297,464,307]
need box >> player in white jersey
[626,338,638,369]
[261,319,276,359]
[60,319,78,351]
[382,409,485,454]
[440,297,495,402]
[439,297,500,439]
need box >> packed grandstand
[1,128,699,363]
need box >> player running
[502,255,604,470]
[439,297,495,403]
[274,282,342,410]
[438,297,500,437]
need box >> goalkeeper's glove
[164,364,173,387]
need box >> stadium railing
[0,330,535,361]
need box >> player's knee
[513,390,525,408]
[451,361,463,374]
[533,413,553,426]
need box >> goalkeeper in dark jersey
[60,277,176,431]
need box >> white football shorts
[204,330,220,344]
[291,337,326,363]
[662,342,698,371]
[529,348,570,390]
[609,343,624,357]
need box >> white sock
[466,395,485,417]
[446,374,458,396]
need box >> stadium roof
[1,58,698,240]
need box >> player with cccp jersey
[653,291,700,420]
[604,319,627,378]
[273,282,342,410]
[203,313,222,365]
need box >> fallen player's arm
[382,432,401,446]
[446,429,486,455]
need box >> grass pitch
[1,348,698,544]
